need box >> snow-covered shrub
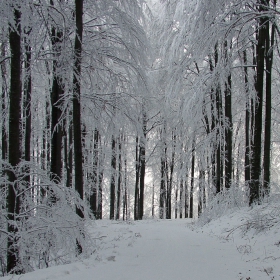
[0,161,94,275]
[239,201,280,235]
[196,184,249,226]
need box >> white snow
[3,205,280,280]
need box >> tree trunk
[50,0,64,187]
[184,179,189,218]
[97,149,103,219]
[134,136,140,220]
[224,40,232,189]
[179,178,183,219]
[139,111,147,220]
[243,50,251,185]
[123,157,128,220]
[189,139,195,219]
[159,154,166,219]
[73,0,84,254]
[250,0,268,205]
[90,128,99,217]
[1,41,8,161]
[110,136,116,220]
[7,6,21,274]
[116,138,122,220]
[263,10,275,195]
[23,32,32,179]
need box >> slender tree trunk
[189,139,195,219]
[90,129,99,216]
[116,138,122,220]
[97,148,103,219]
[7,6,21,274]
[139,111,147,220]
[23,33,32,179]
[123,157,128,220]
[66,122,73,188]
[179,178,183,219]
[224,74,232,189]
[73,0,84,254]
[50,0,64,187]
[134,136,139,220]
[1,41,8,161]
[215,44,222,193]
[159,154,166,219]
[198,160,206,217]
[184,179,189,218]
[263,11,275,195]
[209,56,216,191]
[250,0,267,205]
[110,136,116,220]
[243,50,251,185]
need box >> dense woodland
[1,0,280,275]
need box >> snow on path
[2,219,278,280]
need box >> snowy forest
[1,0,280,276]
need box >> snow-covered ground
[3,204,280,280]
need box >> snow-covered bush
[196,184,249,226]
[239,201,280,235]
[0,161,93,275]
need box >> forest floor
[3,204,280,280]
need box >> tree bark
[1,41,8,161]
[116,138,122,220]
[189,139,195,219]
[110,136,116,220]
[250,0,268,205]
[7,6,21,274]
[50,0,64,188]
[263,8,275,195]
[224,40,232,189]
[73,0,84,254]
[134,136,139,220]
[243,50,251,185]
[139,111,147,220]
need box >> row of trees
[0,0,149,274]
[1,0,280,275]
[153,0,280,213]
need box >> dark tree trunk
[215,43,222,193]
[90,129,99,216]
[23,33,32,178]
[209,56,217,191]
[50,0,64,186]
[175,185,178,219]
[1,41,8,161]
[123,157,128,220]
[110,136,116,220]
[139,112,147,220]
[224,73,232,189]
[116,138,122,220]
[263,12,275,195]
[7,6,21,274]
[73,0,84,255]
[179,178,183,219]
[97,148,103,219]
[166,130,175,219]
[65,121,73,188]
[198,163,206,217]
[243,50,251,185]
[159,154,166,219]
[250,0,268,205]
[189,140,195,219]
[134,136,139,220]
[184,180,189,218]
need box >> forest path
[3,219,271,280]
[86,219,256,280]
